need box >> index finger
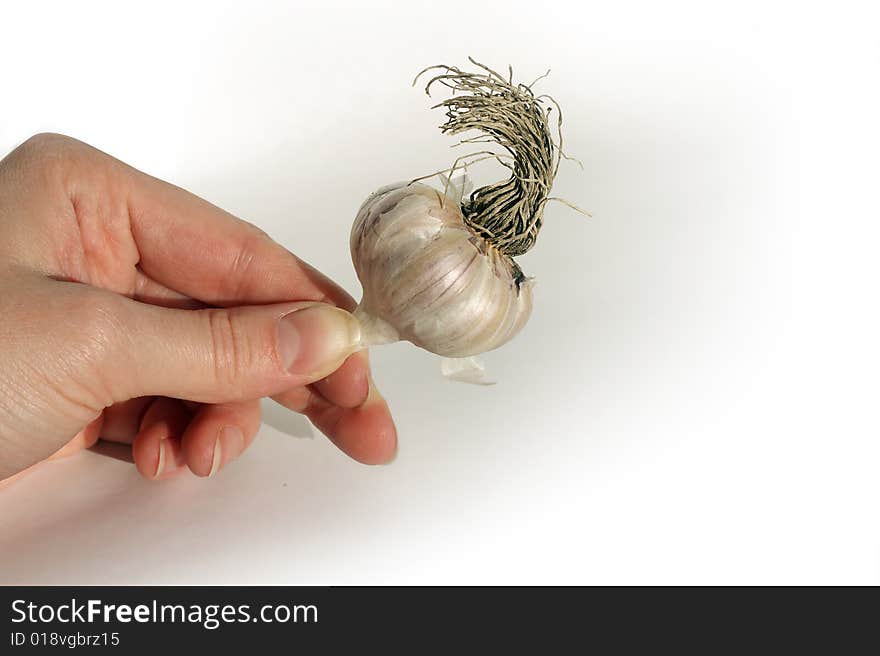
[65,135,353,309]
[127,170,354,309]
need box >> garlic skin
[350,181,534,358]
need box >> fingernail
[154,439,167,479]
[209,426,244,476]
[277,305,361,376]
[209,438,222,477]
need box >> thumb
[110,300,362,403]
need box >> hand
[0,134,397,483]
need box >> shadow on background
[259,398,313,439]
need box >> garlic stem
[353,305,400,349]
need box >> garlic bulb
[348,58,580,372]
[351,180,534,358]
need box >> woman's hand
[0,133,397,483]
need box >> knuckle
[205,309,252,387]
[16,133,76,162]
[19,132,73,153]
[229,240,258,282]
[224,226,279,299]
[226,233,266,298]
[4,133,79,182]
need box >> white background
[0,1,878,584]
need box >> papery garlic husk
[350,181,534,359]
